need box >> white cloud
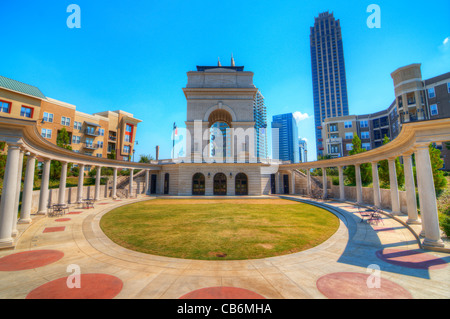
[444,37,449,46]
[293,111,310,122]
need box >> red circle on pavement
[376,248,448,270]
[0,250,64,271]
[316,272,412,299]
[180,287,265,299]
[26,274,123,299]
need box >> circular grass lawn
[100,198,340,260]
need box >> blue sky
[1,0,449,161]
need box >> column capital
[387,156,397,162]
[402,150,415,157]
[414,142,430,150]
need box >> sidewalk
[0,195,448,299]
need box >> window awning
[84,121,101,127]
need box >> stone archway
[192,173,205,195]
[235,173,248,196]
[213,173,227,195]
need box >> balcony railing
[84,129,99,136]
[83,143,99,150]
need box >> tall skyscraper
[271,113,299,163]
[253,90,268,159]
[310,11,349,157]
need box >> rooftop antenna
[231,53,235,67]
[217,57,222,67]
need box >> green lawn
[100,198,340,260]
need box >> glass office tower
[271,113,299,163]
[310,11,349,157]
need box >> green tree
[378,135,404,189]
[429,143,447,193]
[50,128,73,180]
[344,135,372,185]
[139,154,154,163]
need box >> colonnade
[0,140,153,248]
[294,143,443,248]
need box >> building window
[329,124,337,132]
[362,143,371,150]
[0,100,11,113]
[344,121,352,128]
[125,124,133,143]
[74,121,82,130]
[41,128,52,139]
[61,116,71,126]
[20,106,33,118]
[97,141,103,149]
[96,153,102,158]
[345,132,353,140]
[123,145,131,154]
[361,131,370,139]
[72,136,80,144]
[43,112,54,123]
[428,87,435,99]
[99,128,105,136]
[430,104,438,116]
[346,144,353,151]
[360,120,368,128]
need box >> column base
[423,238,445,248]
[406,218,421,225]
[391,211,403,216]
[36,211,48,215]
[0,238,14,250]
[18,218,32,224]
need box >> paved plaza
[0,196,448,299]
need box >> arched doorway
[164,173,170,194]
[192,173,205,195]
[213,173,227,195]
[235,173,248,195]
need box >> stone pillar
[306,169,311,196]
[0,142,21,247]
[38,159,51,214]
[290,171,295,195]
[415,90,424,120]
[355,164,363,204]
[12,149,25,235]
[402,93,410,122]
[145,169,150,195]
[112,168,118,199]
[415,144,444,247]
[58,161,68,205]
[19,154,36,224]
[94,166,101,201]
[275,172,280,194]
[338,166,345,201]
[371,162,381,208]
[322,168,327,199]
[403,153,420,224]
[129,169,134,197]
[77,164,85,203]
[388,157,401,215]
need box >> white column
[112,168,118,199]
[403,153,420,224]
[12,149,25,235]
[58,161,68,205]
[290,171,295,195]
[306,170,311,196]
[322,168,328,199]
[77,164,85,203]
[129,169,134,197]
[19,154,36,224]
[355,164,363,204]
[415,144,444,247]
[94,166,101,201]
[275,172,280,194]
[38,159,51,214]
[0,142,21,247]
[145,169,150,195]
[388,157,401,215]
[338,166,345,201]
[371,162,381,208]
